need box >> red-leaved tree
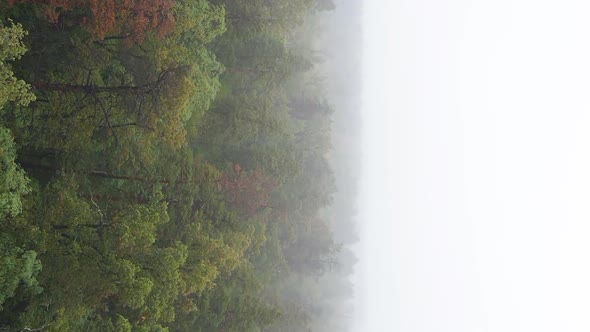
[219,164,277,216]
[8,0,175,42]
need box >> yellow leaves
[180,260,219,296]
[171,0,226,44]
[111,201,170,253]
[153,72,195,148]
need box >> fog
[357,0,590,331]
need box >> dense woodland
[0,0,359,331]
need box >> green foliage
[82,314,133,332]
[0,20,35,111]
[109,200,170,253]
[0,234,41,309]
[0,127,30,218]
[172,0,227,44]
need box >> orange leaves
[219,165,277,216]
[43,6,60,23]
[87,0,116,39]
[9,0,176,43]
[113,0,176,43]
[233,163,242,174]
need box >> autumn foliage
[219,164,277,215]
[8,0,175,41]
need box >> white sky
[357,0,590,331]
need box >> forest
[0,0,359,331]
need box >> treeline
[0,0,357,331]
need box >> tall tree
[0,20,35,111]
